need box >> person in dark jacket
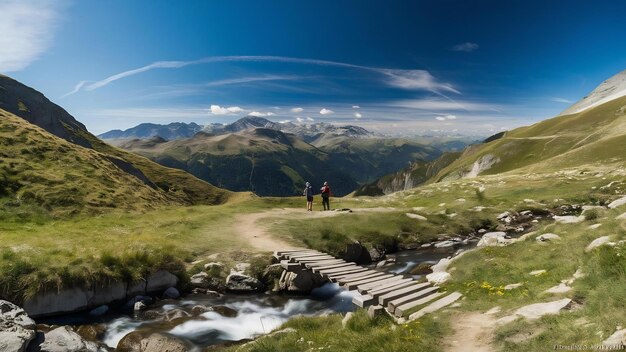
[320,181,332,211]
[303,182,313,211]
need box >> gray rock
[88,305,108,317]
[140,333,189,352]
[226,273,264,292]
[146,270,178,293]
[116,331,144,352]
[0,300,36,352]
[341,242,372,264]
[190,272,211,289]
[203,262,224,271]
[133,301,147,312]
[278,269,325,293]
[40,326,105,352]
[162,287,180,299]
[341,312,354,328]
[190,305,210,316]
[164,309,191,322]
[585,236,611,252]
[608,196,626,209]
[536,233,561,242]
[434,240,456,248]
[477,232,511,247]
[602,328,626,347]
[208,305,238,318]
[368,247,385,262]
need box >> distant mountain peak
[560,69,626,116]
[99,122,203,140]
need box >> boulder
[88,305,108,317]
[585,236,611,252]
[602,328,626,347]
[434,240,456,248]
[134,301,147,312]
[536,233,561,242]
[140,333,189,352]
[278,269,326,293]
[226,273,264,292]
[162,287,180,299]
[504,283,523,290]
[203,262,224,271]
[341,242,372,264]
[164,309,191,322]
[608,196,626,209]
[190,305,210,316]
[544,283,572,294]
[209,305,238,318]
[116,331,145,352]
[425,272,451,285]
[40,326,104,352]
[146,270,178,293]
[368,247,385,262]
[405,213,427,221]
[477,232,511,247]
[75,324,107,342]
[23,287,90,318]
[0,300,36,352]
[617,212,626,220]
[513,298,572,320]
[190,272,211,289]
[409,263,432,275]
[553,215,584,224]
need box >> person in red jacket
[320,181,332,211]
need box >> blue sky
[2,0,626,135]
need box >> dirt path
[232,208,341,252]
[444,312,497,352]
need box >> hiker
[303,182,313,211]
[320,181,332,211]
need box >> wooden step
[279,260,303,270]
[293,255,336,262]
[379,282,432,306]
[318,265,363,275]
[357,277,412,293]
[321,267,369,278]
[343,274,395,290]
[392,291,444,317]
[311,263,355,273]
[406,292,463,320]
[333,271,387,283]
[366,281,417,298]
[304,259,346,268]
[352,294,375,308]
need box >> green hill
[0,75,230,215]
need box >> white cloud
[354,112,362,118]
[0,0,63,72]
[65,55,459,96]
[435,116,446,121]
[249,111,275,117]
[551,97,574,104]
[210,105,244,115]
[306,117,315,121]
[291,107,304,113]
[352,105,360,109]
[278,120,291,124]
[296,117,304,123]
[392,98,499,112]
[320,108,334,115]
[451,42,479,52]
[436,114,457,121]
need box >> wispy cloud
[451,42,479,52]
[210,105,244,115]
[352,105,360,109]
[320,108,334,115]
[435,114,457,121]
[550,97,574,104]
[64,55,459,97]
[0,0,63,72]
[354,112,362,118]
[290,107,304,113]
[391,98,499,112]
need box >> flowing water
[38,244,472,350]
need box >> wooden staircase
[274,249,462,321]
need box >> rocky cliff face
[560,69,626,115]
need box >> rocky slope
[560,69,626,115]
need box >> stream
[38,244,471,350]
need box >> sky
[2,0,626,136]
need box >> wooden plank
[366,280,416,298]
[352,294,374,308]
[382,284,434,307]
[311,263,355,273]
[279,262,302,270]
[319,266,368,278]
[281,251,320,258]
[343,274,395,290]
[407,292,463,320]
[304,259,346,268]
[318,265,363,275]
[333,271,386,283]
[274,249,311,256]
[357,277,413,293]
[286,252,326,259]
[394,291,447,317]
[295,256,336,262]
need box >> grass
[226,309,447,352]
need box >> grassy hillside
[432,95,626,181]
[0,75,230,211]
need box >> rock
[478,229,487,234]
[226,273,264,292]
[88,305,108,317]
[529,269,546,276]
[134,301,147,312]
[512,298,572,320]
[485,306,501,315]
[477,232,511,247]
[430,258,452,273]
[190,305,210,316]
[617,212,626,220]
[544,283,572,294]
[162,287,180,299]
[497,211,511,220]
[588,224,602,229]
[341,312,354,328]
[409,263,432,275]
[146,270,179,293]
[75,324,107,342]
[278,268,326,293]
[405,213,427,221]
[368,247,385,262]
[209,305,238,318]
[434,240,456,248]
[553,215,584,224]
[116,331,145,352]
[536,233,561,242]
[190,272,211,289]
[140,333,189,352]
[164,308,191,322]
[585,236,611,252]
[23,287,90,318]
[40,326,104,352]
[233,263,251,273]
[425,272,451,285]
[126,295,152,309]
[203,262,224,271]
[504,283,523,290]
[341,242,372,264]
[602,328,626,347]
[608,196,626,209]
[0,300,36,352]
[375,259,391,268]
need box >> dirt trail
[232,208,341,252]
[444,312,497,352]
